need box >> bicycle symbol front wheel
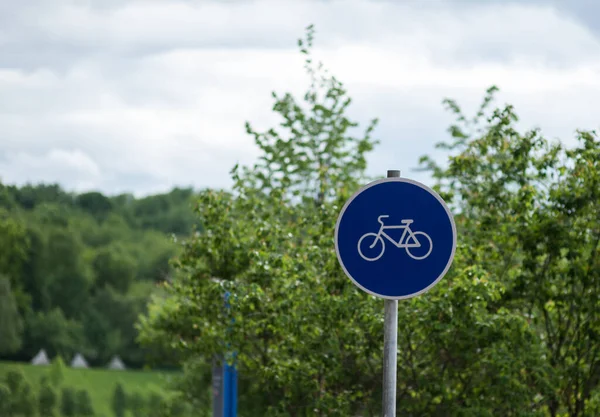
[358,233,385,261]
[405,231,433,260]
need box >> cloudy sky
[1,0,599,196]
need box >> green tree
[24,309,86,360]
[76,191,113,221]
[146,392,166,417]
[164,358,211,414]
[75,389,95,417]
[5,371,36,417]
[4,371,23,416]
[0,207,29,282]
[128,188,198,235]
[127,391,146,417]
[8,184,72,210]
[42,227,92,318]
[16,381,36,417]
[0,276,23,354]
[49,355,66,386]
[87,212,131,247]
[32,202,70,227]
[0,208,30,314]
[0,384,10,417]
[60,387,76,417]
[153,394,191,417]
[92,243,137,293]
[166,399,188,417]
[419,88,600,416]
[0,183,17,209]
[112,383,127,417]
[83,284,152,366]
[38,378,58,417]
[133,232,177,282]
[20,225,51,312]
[5,369,25,395]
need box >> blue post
[222,291,237,417]
[223,362,237,417]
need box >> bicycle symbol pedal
[357,215,433,261]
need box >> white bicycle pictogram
[357,215,433,261]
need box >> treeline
[0,182,200,367]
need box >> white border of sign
[334,177,457,300]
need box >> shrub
[127,391,146,417]
[39,379,58,417]
[76,389,95,417]
[16,381,36,417]
[112,383,127,417]
[146,392,165,417]
[5,370,36,416]
[50,355,66,386]
[61,387,76,417]
[5,369,25,393]
[0,384,11,416]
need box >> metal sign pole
[383,169,400,417]
[212,357,224,417]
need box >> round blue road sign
[334,178,457,299]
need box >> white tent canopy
[107,355,126,370]
[31,349,50,366]
[70,353,89,368]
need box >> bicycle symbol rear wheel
[405,231,433,260]
[358,233,385,261]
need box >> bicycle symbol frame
[357,215,433,261]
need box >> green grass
[0,361,179,417]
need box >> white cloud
[0,0,599,195]
[0,149,101,192]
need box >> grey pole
[383,169,400,417]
